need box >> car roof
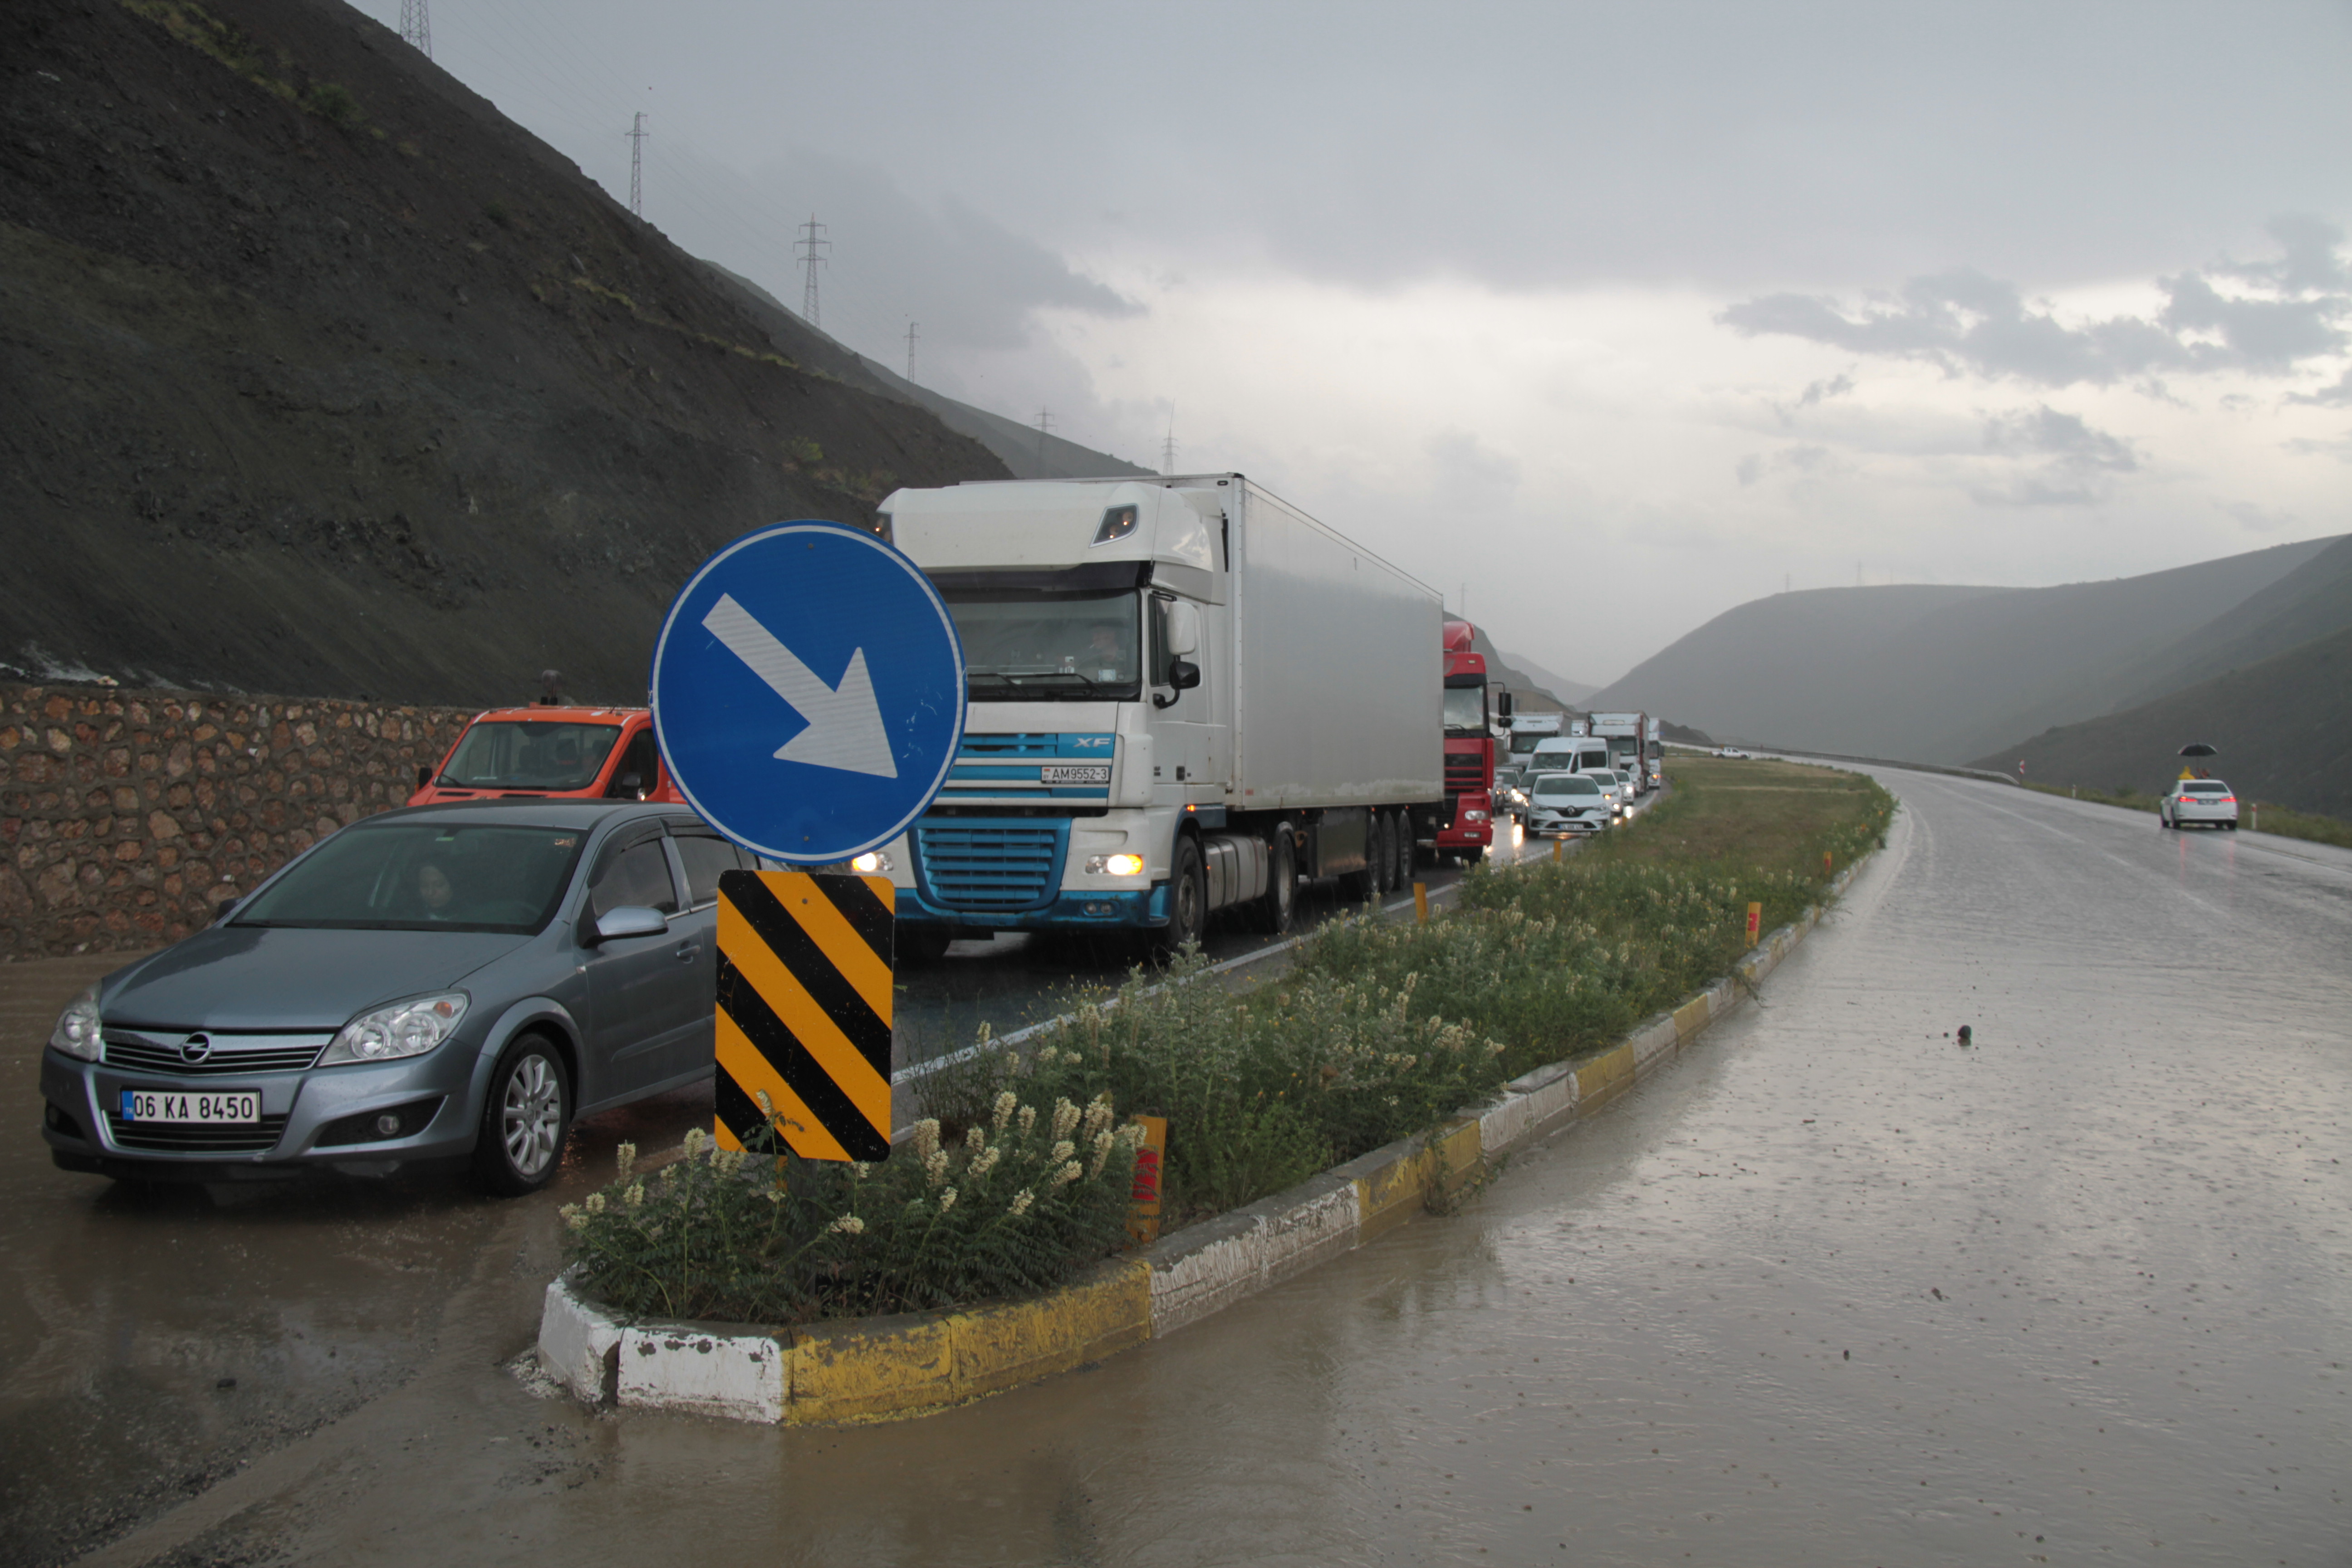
[348,800,701,832]
[464,706,646,724]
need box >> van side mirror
[416,764,432,789]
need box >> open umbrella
[2178,743,2218,757]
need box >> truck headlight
[319,993,469,1066]
[1086,853,1146,877]
[50,984,102,1061]
[1463,809,1490,823]
[850,851,892,874]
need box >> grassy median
[564,757,1893,1323]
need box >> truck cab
[867,475,1441,959]
[1434,620,1498,862]
[408,706,681,806]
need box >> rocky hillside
[0,0,1009,707]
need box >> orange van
[407,706,683,805]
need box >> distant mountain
[1972,622,2352,817]
[1587,537,2341,763]
[1457,627,1574,711]
[1494,650,1598,707]
[2112,533,2352,710]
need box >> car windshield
[1534,775,1599,801]
[234,822,589,933]
[437,721,623,791]
[946,589,1142,701]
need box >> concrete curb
[539,853,1872,1424]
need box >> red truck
[1431,619,1509,863]
[407,704,683,806]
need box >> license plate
[1040,764,1111,784]
[121,1088,260,1124]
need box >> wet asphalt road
[11,771,2351,1565]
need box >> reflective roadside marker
[1413,882,1430,924]
[1823,850,1833,877]
[1127,1114,1168,1246]
[1745,902,1763,948]
[713,868,895,1161]
[1553,836,1563,862]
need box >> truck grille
[105,1112,289,1156]
[103,1033,330,1077]
[1445,758,1486,792]
[912,820,1068,912]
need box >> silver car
[1524,772,1612,836]
[40,801,748,1193]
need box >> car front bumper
[40,1040,488,1181]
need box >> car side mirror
[585,905,668,945]
[215,895,242,922]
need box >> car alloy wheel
[473,1036,570,1196]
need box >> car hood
[100,925,535,1031]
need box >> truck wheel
[1148,836,1207,961]
[1253,828,1297,934]
[898,926,953,963]
[1372,813,1396,894]
[1392,812,1414,889]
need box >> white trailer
[872,475,1443,957]
[1588,710,1653,796]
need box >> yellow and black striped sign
[713,869,894,1161]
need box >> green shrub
[564,1096,1141,1325]
[307,81,360,126]
[784,435,823,467]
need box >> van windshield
[437,721,622,792]
[946,589,1142,702]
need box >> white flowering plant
[561,1094,1142,1325]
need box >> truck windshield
[437,721,622,791]
[946,590,1142,702]
[1443,686,1487,734]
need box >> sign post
[649,520,965,1161]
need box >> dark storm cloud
[1719,218,2350,387]
[1970,405,2137,508]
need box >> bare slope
[0,0,1008,706]
[1588,538,2338,762]
[1971,623,2352,817]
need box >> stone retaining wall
[1,683,477,959]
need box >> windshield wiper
[1012,670,1112,690]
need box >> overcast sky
[358,0,2352,686]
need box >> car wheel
[1252,828,1297,935]
[471,1034,571,1196]
[1148,835,1207,961]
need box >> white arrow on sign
[701,593,899,779]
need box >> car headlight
[50,984,102,1061]
[1085,853,1147,877]
[850,850,892,874]
[318,992,469,1067]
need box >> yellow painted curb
[1672,994,1713,1040]
[1354,1145,1436,1242]
[1574,1043,1637,1109]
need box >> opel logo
[180,1032,213,1064]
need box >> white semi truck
[871,475,1444,958]
[1588,710,1652,796]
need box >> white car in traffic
[1524,772,1612,836]
[2160,778,2240,830]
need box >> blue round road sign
[650,521,965,864]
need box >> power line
[904,321,919,382]
[625,112,647,218]
[397,0,431,56]
[795,214,831,325]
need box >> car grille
[913,819,1068,912]
[104,1112,290,1156]
[103,1033,332,1077]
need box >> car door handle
[673,942,702,962]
